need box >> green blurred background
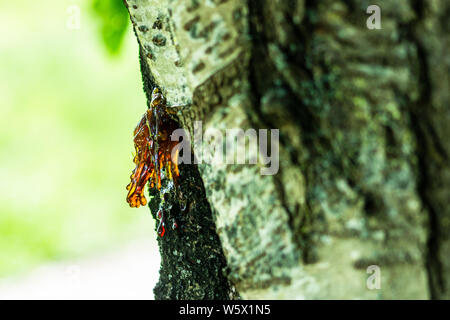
[0,0,156,278]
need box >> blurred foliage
[91,0,129,55]
[0,0,153,279]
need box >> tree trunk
[124,0,450,299]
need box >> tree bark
[124,0,450,299]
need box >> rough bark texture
[124,0,449,299]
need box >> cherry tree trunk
[124,0,450,299]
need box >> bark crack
[407,0,446,298]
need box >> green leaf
[91,0,129,56]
